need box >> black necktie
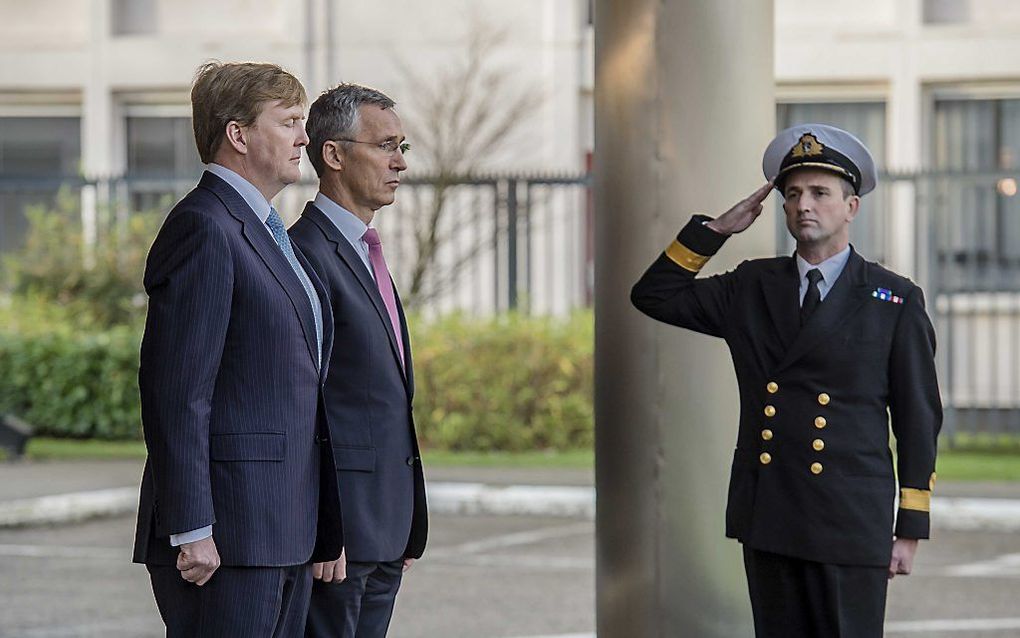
[801,268,823,325]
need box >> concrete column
[594,2,773,637]
[81,0,113,261]
[887,0,923,280]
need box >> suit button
[764,405,777,417]
[812,439,825,451]
[761,429,773,441]
[818,393,830,406]
[406,456,416,466]
[814,416,827,429]
[766,381,779,394]
[810,462,823,475]
[760,452,772,465]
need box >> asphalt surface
[3,513,1020,637]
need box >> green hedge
[413,312,594,452]
[0,301,594,450]
[0,325,142,440]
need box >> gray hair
[306,83,396,177]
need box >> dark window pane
[0,117,82,258]
[111,0,157,35]
[126,117,202,178]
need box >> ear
[224,121,247,155]
[322,140,344,171]
[846,195,860,221]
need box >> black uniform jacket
[631,216,941,567]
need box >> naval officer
[631,123,941,637]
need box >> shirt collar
[796,244,851,286]
[206,163,273,223]
[314,192,370,245]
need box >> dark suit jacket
[631,216,941,567]
[289,201,428,563]
[132,171,343,567]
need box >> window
[125,116,203,213]
[0,117,81,255]
[111,0,157,36]
[932,97,1020,290]
[775,101,888,262]
[126,116,202,177]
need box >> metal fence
[3,170,1020,440]
[0,172,593,316]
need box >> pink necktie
[362,228,405,370]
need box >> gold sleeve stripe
[899,488,931,513]
[665,241,710,272]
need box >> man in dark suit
[133,62,343,637]
[290,83,427,638]
[631,124,941,638]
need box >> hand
[888,537,919,579]
[704,182,774,236]
[312,548,347,583]
[177,535,220,586]
[402,558,415,573]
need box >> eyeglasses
[337,138,410,156]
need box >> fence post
[507,178,518,311]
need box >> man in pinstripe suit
[133,62,344,637]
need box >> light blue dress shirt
[796,245,851,305]
[313,191,376,281]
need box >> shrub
[0,322,141,440]
[1,190,159,329]
[0,295,594,449]
[410,311,594,452]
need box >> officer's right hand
[705,182,773,235]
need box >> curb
[2,484,1020,531]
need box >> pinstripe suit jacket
[289,202,428,562]
[132,171,344,567]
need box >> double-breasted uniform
[632,216,941,567]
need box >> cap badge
[791,133,824,158]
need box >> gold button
[818,393,830,406]
[764,405,777,417]
[814,416,827,429]
[810,462,823,475]
[812,439,825,451]
[761,429,773,441]
[760,453,772,465]
[766,382,779,394]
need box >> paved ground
[0,513,594,638]
[3,512,1020,637]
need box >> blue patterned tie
[266,207,323,367]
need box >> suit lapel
[303,203,409,382]
[201,172,320,367]
[775,249,871,373]
[759,257,801,355]
[294,244,333,380]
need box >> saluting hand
[705,182,774,236]
[177,535,221,586]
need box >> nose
[296,126,310,147]
[392,148,407,172]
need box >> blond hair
[191,61,307,163]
